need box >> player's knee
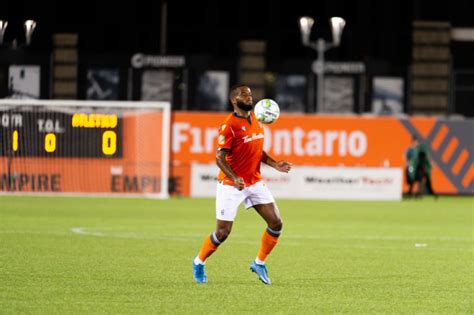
[216,227,231,242]
[270,219,283,232]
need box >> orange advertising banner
[171,112,474,195]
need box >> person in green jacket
[406,136,436,198]
[405,136,418,196]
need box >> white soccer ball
[254,99,280,124]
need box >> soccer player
[192,84,292,285]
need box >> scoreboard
[0,111,123,158]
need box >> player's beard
[236,100,253,111]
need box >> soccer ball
[254,99,280,124]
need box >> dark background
[1,0,473,114]
[2,0,473,63]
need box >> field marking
[2,228,471,245]
[0,228,470,252]
[0,230,71,236]
[69,227,473,252]
[333,243,472,252]
[70,227,231,242]
[287,234,473,242]
[71,227,106,237]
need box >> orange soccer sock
[197,233,220,262]
[257,228,280,263]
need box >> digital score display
[0,112,123,158]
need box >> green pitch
[0,196,472,313]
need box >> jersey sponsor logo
[243,133,264,143]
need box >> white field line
[70,227,106,237]
[70,227,229,242]
[1,228,471,243]
[0,230,71,236]
[70,227,199,240]
[287,234,473,242]
[1,228,471,251]
[330,244,471,252]
[68,227,473,251]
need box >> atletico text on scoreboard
[0,112,123,158]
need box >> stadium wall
[2,111,472,197]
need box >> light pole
[299,16,346,112]
[160,1,167,54]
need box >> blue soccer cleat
[192,257,208,284]
[250,261,271,285]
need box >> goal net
[0,100,170,198]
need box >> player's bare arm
[262,150,292,173]
[216,149,245,190]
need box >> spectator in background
[406,136,437,198]
[416,142,437,198]
[405,136,418,196]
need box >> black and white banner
[191,164,402,200]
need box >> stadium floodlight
[298,16,346,112]
[330,17,346,47]
[24,19,36,46]
[0,20,7,45]
[298,17,314,47]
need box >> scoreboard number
[12,130,19,152]
[44,133,57,153]
[102,131,117,155]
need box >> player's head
[230,84,253,111]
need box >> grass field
[0,196,472,313]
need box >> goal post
[0,99,171,198]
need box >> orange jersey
[216,112,265,186]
